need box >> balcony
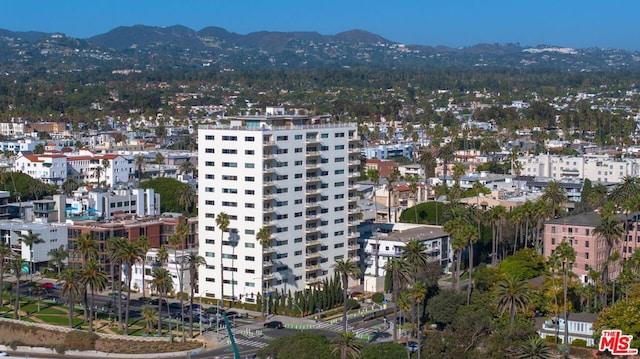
[263,247,277,254]
[348,207,360,214]
[306,137,321,144]
[263,273,276,280]
[349,147,360,153]
[305,226,322,234]
[306,251,322,259]
[348,160,360,166]
[306,151,321,157]
[263,180,276,187]
[263,207,275,214]
[305,201,320,208]
[348,171,360,178]
[348,231,360,239]
[263,140,277,147]
[306,163,321,170]
[305,239,321,246]
[305,176,321,183]
[263,261,274,268]
[306,188,321,195]
[263,193,276,200]
[263,166,277,174]
[306,264,322,271]
[263,153,276,160]
[306,277,323,286]
[348,244,360,251]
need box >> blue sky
[2,0,639,50]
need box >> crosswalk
[313,321,382,337]
[231,337,269,348]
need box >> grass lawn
[35,315,83,326]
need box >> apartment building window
[335,132,345,138]
[294,225,303,230]
[294,237,303,243]
[245,136,255,142]
[321,146,329,151]
[222,201,237,207]
[222,175,237,181]
[245,269,255,274]
[334,243,344,248]
[245,256,255,261]
[585,229,590,236]
[245,176,255,182]
[205,200,215,205]
[585,240,589,248]
[294,263,303,268]
[222,162,237,168]
[222,254,237,259]
[245,189,255,195]
[205,161,215,166]
[245,163,255,168]
[245,242,255,248]
[222,188,237,194]
[551,238,556,245]
[295,173,303,179]
[245,203,255,208]
[335,182,344,187]
[205,135,214,140]
[295,148,303,153]
[245,216,255,222]
[334,206,344,212]
[205,252,215,257]
[295,160,303,166]
[205,239,214,244]
[222,136,237,141]
[335,157,345,162]
[222,149,237,154]
[245,150,254,155]
[585,252,589,259]
[205,213,215,218]
[321,133,329,138]
[205,148,215,153]
[205,174,214,179]
[295,186,302,192]
[245,229,255,235]
[276,136,288,141]
[295,250,302,256]
[334,169,344,175]
[335,145,345,150]
[295,135,303,140]
[205,226,215,231]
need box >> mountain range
[0,24,639,72]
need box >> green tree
[386,168,401,222]
[186,252,206,338]
[555,240,576,349]
[425,289,466,328]
[495,276,531,330]
[134,154,146,185]
[384,257,410,342]
[334,259,361,332]
[498,248,546,281]
[47,244,68,277]
[141,306,157,334]
[150,267,173,335]
[361,342,407,359]
[594,210,624,307]
[515,336,555,359]
[257,332,333,359]
[0,240,13,308]
[594,296,640,351]
[15,229,44,277]
[58,269,81,328]
[80,259,108,332]
[540,180,567,218]
[175,185,196,215]
[137,235,150,299]
[216,212,230,306]
[10,256,26,319]
[332,331,363,359]
[256,226,272,317]
[119,240,144,335]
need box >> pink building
[544,212,626,284]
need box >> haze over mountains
[0,24,639,72]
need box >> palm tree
[556,240,576,348]
[255,226,272,316]
[14,230,44,278]
[488,205,507,265]
[175,185,195,215]
[495,276,531,330]
[10,257,25,319]
[154,152,165,165]
[418,148,437,200]
[134,154,146,185]
[101,158,110,187]
[61,178,79,195]
[59,269,81,328]
[141,306,157,334]
[333,259,361,332]
[81,259,108,332]
[119,240,144,335]
[47,245,68,277]
[540,181,568,218]
[186,252,206,338]
[608,176,640,206]
[150,267,173,335]
[138,235,150,299]
[386,168,401,222]
[437,143,455,180]
[178,161,195,177]
[74,233,97,322]
[0,240,13,308]
[106,236,125,329]
[516,336,555,359]
[385,257,410,342]
[443,217,471,291]
[92,165,104,187]
[216,212,230,306]
[331,331,363,359]
[169,221,190,343]
[407,175,420,223]
[366,169,380,222]
[594,211,624,307]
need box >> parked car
[263,321,284,329]
[111,293,127,300]
[0,351,8,356]
[150,298,168,306]
[169,302,184,310]
[40,282,54,289]
[404,341,419,353]
[205,306,224,315]
[225,311,238,318]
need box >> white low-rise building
[364,222,451,277]
[14,152,68,185]
[66,187,160,220]
[126,247,198,295]
[0,219,69,273]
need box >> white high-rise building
[197,107,360,304]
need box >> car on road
[111,293,127,300]
[404,341,419,353]
[225,310,238,318]
[263,320,284,329]
[0,351,8,356]
[150,298,168,306]
[40,282,54,289]
[205,306,224,315]
[169,302,184,310]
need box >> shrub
[346,298,360,310]
[175,292,189,300]
[8,340,22,350]
[55,343,67,354]
[371,292,385,304]
[543,335,558,343]
[571,338,587,347]
[64,331,98,351]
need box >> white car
[0,351,9,356]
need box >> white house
[14,152,68,185]
[537,312,597,347]
[67,150,134,187]
[126,248,198,295]
[0,219,69,273]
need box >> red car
[41,282,54,289]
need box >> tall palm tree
[14,230,44,277]
[134,154,146,185]
[0,240,13,308]
[255,226,272,315]
[80,258,107,332]
[178,161,195,177]
[333,259,361,332]
[608,176,640,207]
[488,205,506,265]
[74,233,98,322]
[216,212,230,306]
[418,148,437,200]
[407,175,420,223]
[137,235,150,299]
[386,168,401,222]
[92,165,104,187]
[101,158,110,187]
[186,252,205,338]
[385,257,411,342]
[366,169,380,222]
[106,236,125,329]
[443,217,471,291]
[594,211,624,307]
[176,185,195,215]
[331,331,363,359]
[495,276,531,330]
[556,241,576,349]
[540,180,568,219]
[169,220,190,343]
[59,269,81,328]
[47,245,68,277]
[10,257,25,319]
[516,336,555,359]
[119,240,144,335]
[150,267,173,335]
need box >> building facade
[198,107,360,303]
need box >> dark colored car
[40,282,54,289]
[150,298,168,306]
[226,311,238,318]
[169,302,184,310]
[263,320,284,329]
